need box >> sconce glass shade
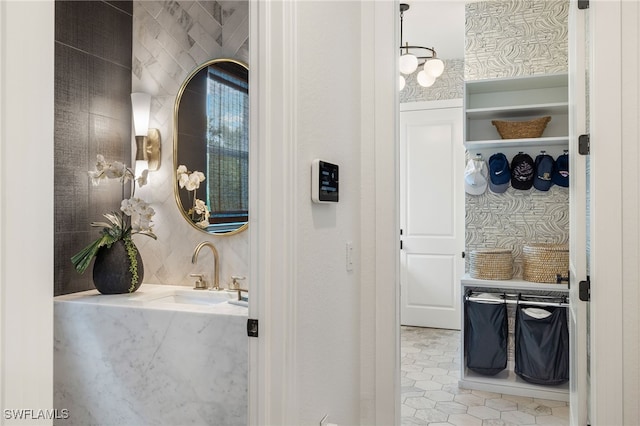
[399,75,406,91]
[135,160,149,179]
[399,53,419,75]
[424,58,445,78]
[131,92,151,136]
[417,70,435,88]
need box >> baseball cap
[488,153,510,193]
[533,153,554,191]
[552,153,569,187]
[510,153,535,190]
[464,157,488,195]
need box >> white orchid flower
[185,173,201,191]
[178,172,189,189]
[194,199,207,214]
[104,161,123,179]
[177,165,188,175]
[136,169,149,187]
[193,171,205,182]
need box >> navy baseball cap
[552,153,569,187]
[488,153,510,193]
[533,154,554,191]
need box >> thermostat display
[311,159,339,203]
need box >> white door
[568,1,588,424]
[400,101,464,330]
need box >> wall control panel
[311,159,339,203]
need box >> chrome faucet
[191,241,221,291]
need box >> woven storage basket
[523,244,569,284]
[491,116,551,139]
[469,249,513,280]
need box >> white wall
[252,1,397,425]
[0,1,54,424]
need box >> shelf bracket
[579,134,590,155]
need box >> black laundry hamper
[465,298,508,376]
[514,304,569,385]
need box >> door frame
[248,1,640,424]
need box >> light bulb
[399,75,406,91]
[399,54,418,75]
[424,58,445,78]
[417,71,435,87]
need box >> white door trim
[249,1,299,424]
[620,1,640,422]
[590,0,624,423]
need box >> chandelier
[399,3,445,90]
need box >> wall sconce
[131,92,161,176]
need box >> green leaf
[70,233,118,274]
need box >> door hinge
[462,251,466,259]
[579,277,591,302]
[579,134,590,155]
[247,318,259,337]
[578,0,589,9]
[400,240,403,250]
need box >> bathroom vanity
[54,285,248,426]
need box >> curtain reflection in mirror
[206,64,249,227]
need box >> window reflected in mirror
[175,59,249,235]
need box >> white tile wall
[132,1,249,288]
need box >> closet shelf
[465,102,568,120]
[460,364,569,402]
[464,136,568,150]
[462,274,569,292]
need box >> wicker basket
[523,244,569,284]
[491,116,551,139]
[469,249,513,280]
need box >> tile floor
[401,326,569,426]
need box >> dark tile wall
[54,0,133,296]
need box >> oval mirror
[174,59,249,235]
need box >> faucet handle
[230,275,246,290]
[190,273,207,290]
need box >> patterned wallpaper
[400,59,464,103]
[465,187,569,278]
[131,0,249,288]
[465,0,568,80]
[464,0,570,278]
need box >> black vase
[92,239,144,294]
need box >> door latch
[247,318,259,337]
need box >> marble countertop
[54,284,248,316]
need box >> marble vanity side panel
[131,1,250,288]
[54,303,247,426]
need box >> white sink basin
[146,288,233,306]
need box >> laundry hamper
[514,304,569,385]
[523,244,569,283]
[465,295,508,376]
[468,249,513,280]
